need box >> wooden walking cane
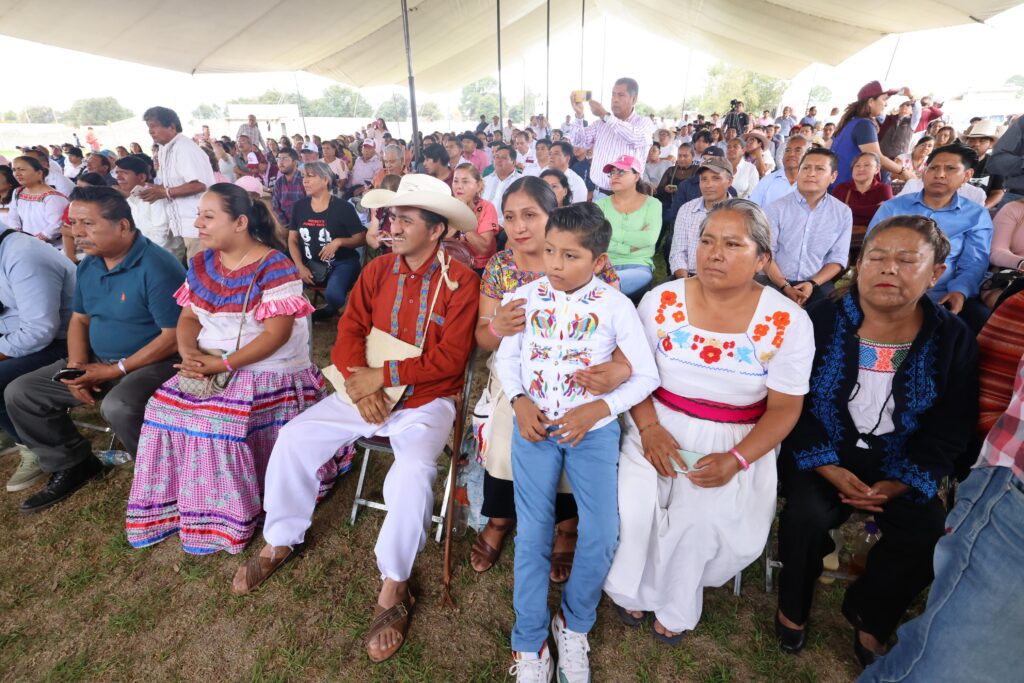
[442,388,466,609]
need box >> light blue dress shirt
[0,231,76,357]
[749,169,797,209]
[766,191,853,281]
[868,191,994,299]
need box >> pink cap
[601,154,642,175]
[234,176,264,195]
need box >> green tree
[1,110,17,123]
[375,94,409,122]
[19,106,57,124]
[308,85,372,117]
[808,85,832,105]
[192,103,223,119]
[695,63,788,116]
[61,97,133,125]
[459,77,509,119]
[418,102,442,121]
[1007,75,1024,96]
[634,101,655,117]
[229,89,311,114]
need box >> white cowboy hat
[965,119,1000,140]
[361,174,477,232]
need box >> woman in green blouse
[597,154,663,296]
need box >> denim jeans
[613,264,653,297]
[320,257,361,313]
[510,419,621,652]
[858,466,1024,682]
[0,338,68,442]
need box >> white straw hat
[361,174,477,233]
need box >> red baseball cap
[602,154,642,175]
[858,80,898,101]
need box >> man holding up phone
[5,187,184,514]
[566,77,655,198]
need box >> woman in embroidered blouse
[472,176,628,582]
[774,215,978,667]
[126,183,351,555]
[0,165,18,214]
[2,156,68,245]
[605,199,813,645]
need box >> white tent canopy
[0,0,1018,90]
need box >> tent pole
[884,34,902,83]
[579,0,585,88]
[497,0,504,127]
[293,72,307,135]
[545,0,550,123]
[400,0,420,161]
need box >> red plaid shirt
[976,353,1024,481]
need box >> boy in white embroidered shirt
[495,203,659,681]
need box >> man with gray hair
[749,135,812,208]
[372,144,407,187]
[236,114,268,154]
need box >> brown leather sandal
[231,545,297,595]
[549,528,577,584]
[470,519,514,573]
[366,593,416,663]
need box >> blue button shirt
[72,233,185,361]
[749,168,797,209]
[868,191,994,299]
[766,191,853,281]
[0,231,76,357]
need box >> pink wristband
[221,352,234,372]
[729,447,750,471]
[488,320,504,339]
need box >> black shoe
[311,307,336,322]
[775,611,807,654]
[19,457,104,514]
[853,629,879,668]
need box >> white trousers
[262,393,455,581]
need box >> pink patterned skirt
[126,365,354,554]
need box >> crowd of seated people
[1,79,1022,682]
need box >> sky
[1,4,1023,123]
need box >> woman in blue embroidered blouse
[775,215,978,668]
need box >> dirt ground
[0,320,872,683]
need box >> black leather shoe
[775,611,807,654]
[19,457,104,514]
[311,308,336,322]
[853,629,879,668]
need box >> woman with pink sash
[604,199,814,644]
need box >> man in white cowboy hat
[230,174,480,663]
[965,119,1005,209]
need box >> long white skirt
[603,401,777,632]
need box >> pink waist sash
[652,387,766,425]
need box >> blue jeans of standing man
[320,257,361,314]
[0,338,67,442]
[858,466,1024,682]
[510,419,621,653]
[613,264,653,297]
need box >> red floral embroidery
[752,324,770,341]
[699,345,722,364]
[662,338,673,351]
[661,291,677,306]
[772,311,791,327]
[655,313,665,324]
[672,310,685,322]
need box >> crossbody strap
[233,250,274,352]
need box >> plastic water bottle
[451,485,470,537]
[849,520,882,576]
[95,450,133,466]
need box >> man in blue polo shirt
[869,143,993,332]
[7,186,184,514]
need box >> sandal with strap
[549,528,577,584]
[231,545,298,596]
[470,519,515,573]
[366,593,416,663]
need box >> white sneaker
[551,612,591,683]
[6,446,45,492]
[509,645,554,682]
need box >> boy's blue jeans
[510,419,621,653]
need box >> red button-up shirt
[333,246,479,409]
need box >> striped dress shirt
[567,112,655,190]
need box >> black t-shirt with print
[288,196,365,264]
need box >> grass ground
[0,262,878,682]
